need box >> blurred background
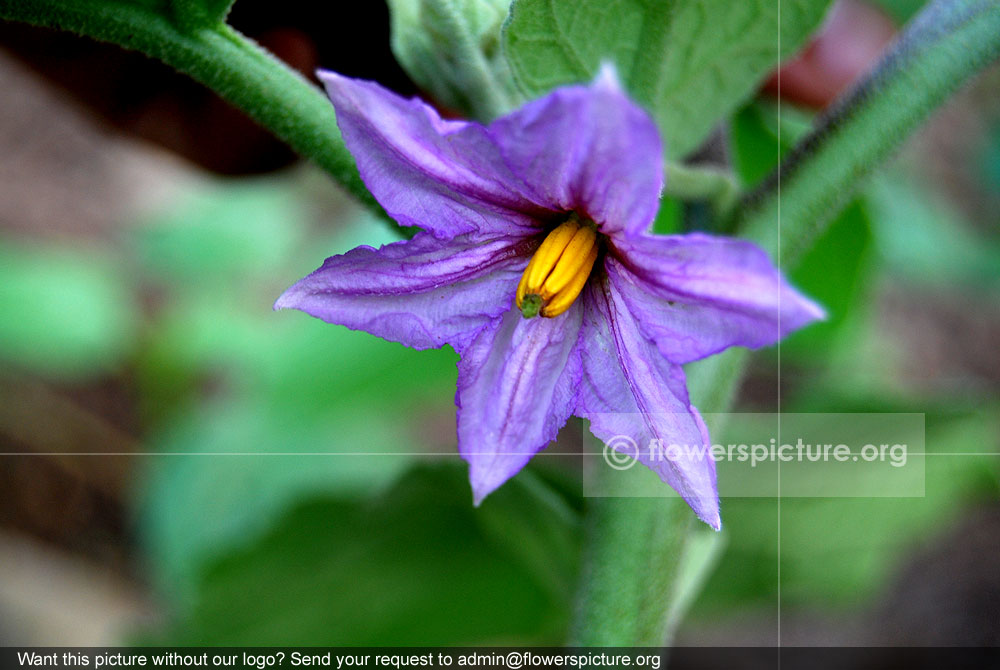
[1,0,999,649]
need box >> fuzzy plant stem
[572,0,1000,646]
[0,0,382,216]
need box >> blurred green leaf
[0,239,136,378]
[730,102,813,188]
[153,462,580,645]
[388,0,518,119]
[503,0,832,158]
[865,175,1000,286]
[731,104,788,187]
[663,525,726,641]
[139,295,461,603]
[134,187,464,606]
[871,0,926,23]
[693,407,1000,614]
[778,411,998,607]
[140,289,459,418]
[652,196,683,235]
[134,180,305,285]
[139,395,422,604]
[781,199,874,360]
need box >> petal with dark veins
[276,232,529,353]
[489,67,663,237]
[577,278,721,529]
[456,305,583,503]
[611,232,825,363]
[320,70,548,240]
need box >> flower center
[516,214,600,318]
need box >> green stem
[664,162,741,220]
[0,0,382,216]
[739,0,1000,263]
[570,350,745,647]
[574,0,1000,645]
[571,492,694,646]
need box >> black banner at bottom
[4,647,998,670]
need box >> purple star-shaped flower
[276,68,823,528]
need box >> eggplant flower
[276,68,823,528]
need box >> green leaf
[652,196,683,234]
[133,182,466,604]
[780,199,874,360]
[731,103,790,187]
[139,306,461,599]
[865,174,1000,286]
[150,463,581,645]
[388,0,519,119]
[139,396,423,605]
[503,0,833,158]
[133,180,305,284]
[0,238,136,378]
[662,526,726,640]
[693,408,999,613]
[139,285,460,418]
[730,101,814,189]
[871,0,927,23]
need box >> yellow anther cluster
[516,216,599,318]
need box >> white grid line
[777,0,783,653]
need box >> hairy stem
[571,493,694,646]
[665,162,742,220]
[740,0,1000,263]
[0,0,382,215]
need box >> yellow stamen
[540,225,597,300]
[516,216,599,318]
[541,244,598,317]
[525,219,580,290]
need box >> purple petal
[577,278,721,529]
[275,232,528,353]
[457,305,583,503]
[611,232,825,363]
[488,66,663,237]
[319,70,546,240]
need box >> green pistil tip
[520,294,542,318]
